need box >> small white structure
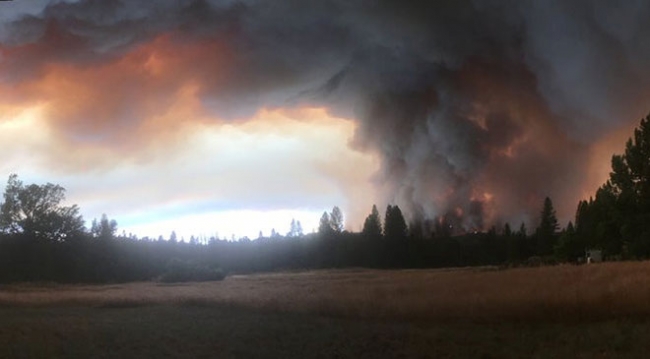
[586,249,603,264]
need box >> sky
[1,0,650,238]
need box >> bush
[525,255,558,267]
[159,258,226,283]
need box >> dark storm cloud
[2,0,650,228]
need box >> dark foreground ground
[5,264,650,358]
[2,305,650,358]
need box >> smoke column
[2,0,650,230]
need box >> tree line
[2,113,650,283]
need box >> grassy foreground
[3,262,650,357]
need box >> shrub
[159,258,226,283]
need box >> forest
[1,114,650,284]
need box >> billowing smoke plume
[2,0,650,230]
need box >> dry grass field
[3,262,650,357]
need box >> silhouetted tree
[554,221,583,262]
[535,197,559,256]
[517,222,527,237]
[384,205,408,241]
[575,199,591,234]
[362,204,382,238]
[573,197,617,253]
[608,114,650,205]
[91,214,118,240]
[0,174,84,241]
[503,222,512,237]
[513,222,531,260]
[595,113,650,256]
[503,222,518,261]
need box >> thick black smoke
[2,0,650,229]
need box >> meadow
[3,262,650,357]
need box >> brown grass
[4,263,650,358]
[2,261,650,322]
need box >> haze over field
[1,0,650,238]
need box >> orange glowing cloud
[1,33,231,156]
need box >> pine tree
[608,115,650,207]
[288,218,298,237]
[596,113,650,256]
[503,222,512,237]
[517,222,527,237]
[330,206,344,233]
[296,220,303,237]
[362,204,382,238]
[503,222,518,261]
[554,221,583,262]
[318,211,332,235]
[384,205,408,240]
[535,197,559,256]
[287,218,304,237]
